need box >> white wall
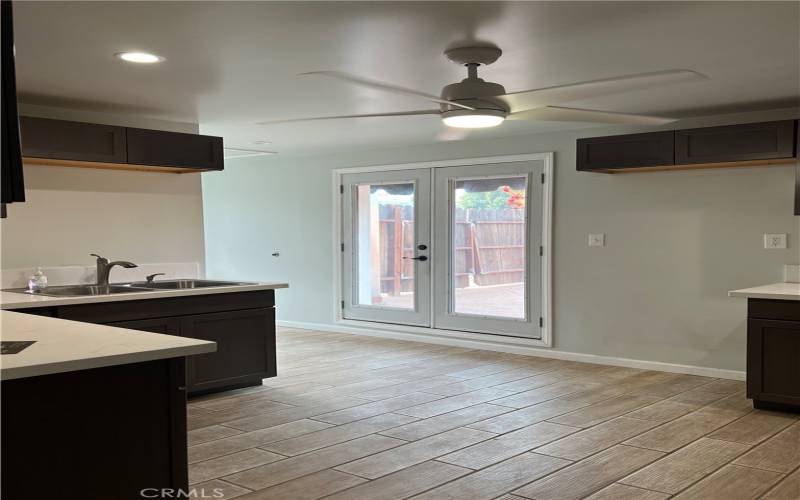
[0,105,206,272]
[202,108,800,373]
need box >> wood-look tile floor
[186,328,800,500]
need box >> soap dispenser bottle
[27,267,48,292]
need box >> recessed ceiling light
[114,51,164,64]
[250,140,271,145]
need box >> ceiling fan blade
[507,106,676,125]
[497,69,706,112]
[256,109,440,125]
[300,71,475,110]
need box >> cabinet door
[181,308,274,394]
[20,116,127,163]
[106,317,181,336]
[676,120,796,165]
[747,318,800,406]
[576,131,674,171]
[126,127,223,170]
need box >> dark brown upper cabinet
[20,116,127,164]
[127,127,223,171]
[675,121,795,165]
[576,131,674,171]
[577,120,797,174]
[19,116,223,173]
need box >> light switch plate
[588,233,605,247]
[764,233,787,249]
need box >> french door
[341,160,546,339]
[342,169,432,326]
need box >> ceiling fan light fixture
[114,51,165,63]
[442,109,506,128]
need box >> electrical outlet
[588,233,605,247]
[784,264,800,283]
[764,233,787,249]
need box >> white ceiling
[13,1,800,155]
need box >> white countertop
[0,281,288,310]
[729,282,800,301]
[0,310,216,380]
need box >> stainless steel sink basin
[4,279,254,297]
[8,284,153,297]
[124,279,252,290]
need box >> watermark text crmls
[140,488,224,499]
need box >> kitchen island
[729,281,800,413]
[0,310,215,499]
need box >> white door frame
[332,152,554,347]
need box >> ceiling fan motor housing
[440,77,509,117]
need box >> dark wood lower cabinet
[182,308,276,394]
[1,358,188,500]
[746,299,800,412]
[12,290,277,396]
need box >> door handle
[403,255,428,261]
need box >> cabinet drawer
[126,127,223,170]
[20,116,126,163]
[577,131,674,171]
[676,120,796,165]
[748,299,800,322]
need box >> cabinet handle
[177,386,186,391]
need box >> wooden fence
[378,205,525,295]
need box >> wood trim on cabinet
[587,157,797,174]
[22,157,216,174]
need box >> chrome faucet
[145,273,166,284]
[90,254,138,285]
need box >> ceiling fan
[258,44,706,130]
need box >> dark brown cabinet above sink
[20,116,224,173]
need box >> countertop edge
[728,291,800,301]
[1,341,216,381]
[728,282,800,301]
[0,282,289,309]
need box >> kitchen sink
[4,279,254,297]
[123,279,253,290]
[8,284,153,296]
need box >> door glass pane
[452,176,527,319]
[355,182,415,309]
